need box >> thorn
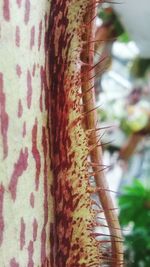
[88,186,118,194]
[85,14,97,25]
[88,140,113,152]
[95,222,122,231]
[86,37,117,44]
[88,143,102,152]
[80,85,95,96]
[87,64,110,81]
[87,125,114,135]
[89,55,108,71]
[80,60,91,67]
[88,167,109,176]
[101,140,114,147]
[98,207,119,212]
[88,162,108,168]
[82,105,101,116]
[91,232,123,240]
[88,132,108,141]
[88,130,105,147]
[79,96,93,106]
[97,187,118,194]
[80,54,107,75]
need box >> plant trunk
[0,1,53,266]
[0,0,123,266]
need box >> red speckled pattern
[0,0,102,266]
[0,1,53,266]
[49,0,100,266]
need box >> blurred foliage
[125,228,150,267]
[119,180,150,266]
[97,108,108,122]
[131,58,150,78]
[120,107,149,135]
[118,32,130,43]
[119,180,150,227]
[98,99,149,136]
[98,7,130,41]
[120,118,133,136]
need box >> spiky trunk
[0,0,123,266]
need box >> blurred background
[95,1,150,266]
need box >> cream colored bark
[0,1,53,266]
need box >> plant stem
[81,1,123,266]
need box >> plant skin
[0,1,53,266]
[0,0,123,266]
[48,1,101,266]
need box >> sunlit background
[95,1,150,266]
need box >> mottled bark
[0,1,53,266]
[48,1,101,266]
[0,0,123,266]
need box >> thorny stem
[81,1,123,266]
